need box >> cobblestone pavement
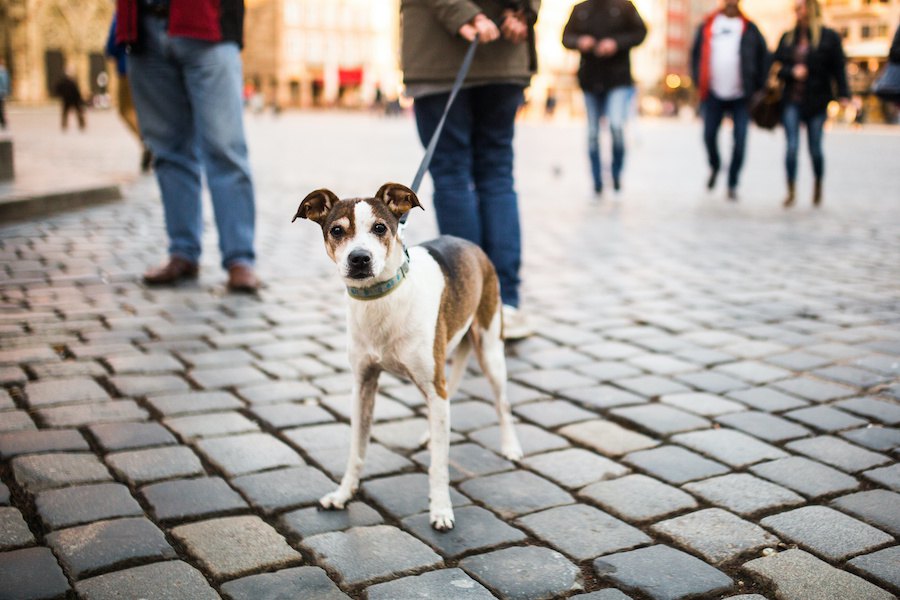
[1,106,899,600]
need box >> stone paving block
[141,476,249,523]
[189,366,269,390]
[362,473,471,519]
[611,404,710,436]
[517,503,651,561]
[35,482,143,530]
[280,501,384,538]
[683,473,804,517]
[321,393,413,422]
[172,515,302,581]
[651,508,778,564]
[0,507,34,550]
[443,401,501,433]
[593,544,733,600]
[108,374,191,397]
[613,375,692,398]
[847,546,900,594]
[164,411,260,440]
[460,545,582,600]
[412,442,514,482]
[627,354,697,375]
[105,353,183,374]
[0,346,59,365]
[659,392,745,416]
[194,432,304,477]
[237,380,323,405]
[0,428,88,458]
[221,566,350,600]
[832,489,900,537]
[784,406,868,433]
[46,517,176,579]
[76,560,221,600]
[249,402,334,429]
[179,348,256,369]
[302,524,442,587]
[562,385,648,410]
[852,353,900,376]
[38,399,150,428]
[672,429,787,468]
[31,361,107,379]
[308,442,415,481]
[714,360,792,385]
[512,399,597,428]
[12,452,113,493]
[840,425,900,452]
[750,456,859,498]
[522,448,629,489]
[574,361,642,381]
[231,465,336,514]
[0,410,36,433]
[459,470,574,519]
[402,505,527,558]
[580,474,697,522]
[570,591,634,600]
[513,368,597,393]
[559,420,658,457]
[470,423,568,457]
[742,548,894,600]
[366,568,495,600]
[772,377,856,403]
[106,445,205,486]
[145,390,244,416]
[623,445,730,485]
[761,505,894,562]
[375,418,465,451]
[726,386,809,412]
[23,377,109,407]
[0,546,70,600]
[862,463,900,491]
[580,341,644,360]
[281,422,350,452]
[675,371,749,394]
[0,483,8,505]
[813,365,890,388]
[765,350,833,371]
[786,435,891,473]
[714,411,811,443]
[836,397,900,425]
[88,421,177,451]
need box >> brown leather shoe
[227,263,260,293]
[143,257,198,285]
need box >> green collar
[346,260,409,301]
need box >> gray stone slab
[46,517,176,579]
[249,402,335,429]
[460,545,583,600]
[23,377,109,407]
[522,448,629,489]
[750,456,860,498]
[279,501,384,538]
[785,406,868,432]
[562,385,647,410]
[35,482,143,530]
[237,380,322,404]
[231,465,336,514]
[847,546,900,594]
[0,410,36,433]
[651,508,779,564]
[580,474,697,522]
[785,435,891,473]
[0,483,8,505]
[715,360,792,384]
[559,420,658,457]
[105,353,183,374]
[611,404,710,436]
[320,393,413,422]
[0,429,89,458]
[727,387,809,412]
[164,411,260,439]
[761,506,894,561]
[106,445,205,486]
[76,560,220,600]
[459,470,574,519]
[714,411,811,443]
[772,377,856,403]
[145,390,244,416]
[37,399,150,428]
[305,442,414,480]
[659,392,746,416]
[513,368,597,393]
[189,366,269,390]
[614,375,692,398]
[142,476,249,523]
[742,549,894,600]
[301,525,442,587]
[623,445,730,485]
[0,507,34,551]
[108,374,191,397]
[194,432,304,477]
[88,422,177,451]
[470,423,568,457]
[832,489,900,536]
[220,566,350,600]
[513,399,597,428]
[840,426,900,452]
[570,591,634,600]
[171,515,302,581]
[12,452,113,493]
[362,473,471,519]
[593,544,733,600]
[366,568,495,600]
[402,505,527,558]
[836,397,900,425]
[863,463,900,491]
[0,547,70,600]
[672,429,788,468]
[683,473,804,517]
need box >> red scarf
[697,9,750,100]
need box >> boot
[813,179,822,207]
[783,182,795,208]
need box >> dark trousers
[61,102,85,130]
[0,97,6,129]
[702,94,750,189]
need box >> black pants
[62,102,85,130]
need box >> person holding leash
[400,0,540,340]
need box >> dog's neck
[346,256,409,301]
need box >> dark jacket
[562,0,647,94]
[774,26,849,117]
[115,0,245,50]
[691,11,768,101]
[401,0,540,85]
[55,76,83,107]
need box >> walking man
[563,0,647,196]
[691,0,767,200]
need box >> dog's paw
[318,490,351,511]
[501,439,524,462]
[430,507,455,532]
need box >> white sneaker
[502,305,534,340]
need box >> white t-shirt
[709,14,744,100]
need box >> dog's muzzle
[346,249,374,279]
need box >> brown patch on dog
[375,183,423,219]
[294,189,340,225]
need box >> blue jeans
[413,84,524,308]
[701,94,750,189]
[782,102,826,184]
[584,86,634,190]
[127,15,255,269]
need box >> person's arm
[831,31,851,100]
[608,1,648,53]
[562,5,588,50]
[422,0,487,39]
[773,33,793,82]
[754,26,770,92]
[690,24,703,85]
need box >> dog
[293,182,523,531]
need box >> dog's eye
[329,225,344,238]
[372,223,388,235]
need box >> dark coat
[562,0,647,94]
[54,76,83,107]
[774,26,849,117]
[691,13,768,101]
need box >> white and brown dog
[293,182,523,531]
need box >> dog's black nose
[348,250,372,267]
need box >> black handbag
[750,61,785,129]
[872,62,900,102]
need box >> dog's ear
[375,183,423,218]
[293,189,340,225]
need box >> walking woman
[774,0,849,207]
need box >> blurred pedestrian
[0,59,9,130]
[691,0,768,200]
[105,14,153,172]
[562,0,647,197]
[401,0,540,339]
[55,68,86,131]
[116,0,260,292]
[775,0,849,208]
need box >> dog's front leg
[319,365,380,510]
[426,392,454,530]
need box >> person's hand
[501,10,528,43]
[459,13,499,42]
[792,63,808,81]
[576,35,597,52]
[838,96,850,108]
[595,38,618,57]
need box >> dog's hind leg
[473,313,523,461]
[319,365,380,510]
[417,336,474,449]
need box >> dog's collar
[346,259,409,301]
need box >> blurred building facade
[822,0,900,93]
